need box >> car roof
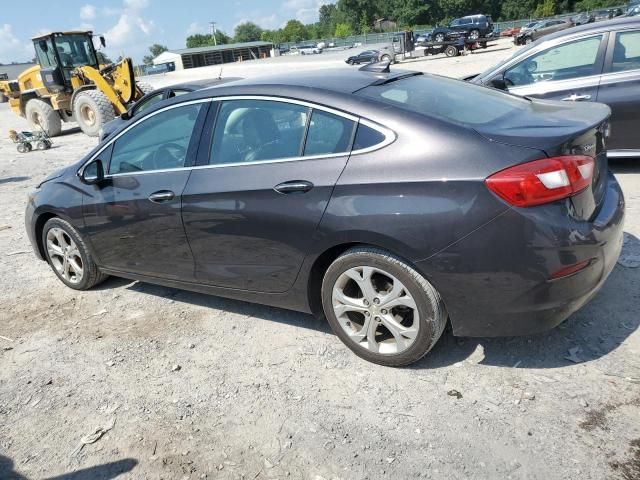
[196,68,418,96]
[541,16,639,41]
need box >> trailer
[378,31,496,63]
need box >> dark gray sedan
[25,67,624,366]
[473,17,640,157]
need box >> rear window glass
[353,124,386,150]
[356,74,531,127]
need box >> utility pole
[209,21,217,46]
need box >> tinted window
[210,99,309,165]
[109,103,202,174]
[505,35,603,87]
[357,75,530,127]
[134,92,163,115]
[353,123,386,150]
[304,110,355,156]
[612,31,640,72]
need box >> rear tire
[434,33,445,42]
[525,37,533,44]
[42,217,109,290]
[321,247,447,367]
[25,99,62,136]
[36,140,48,150]
[73,90,115,137]
[17,144,26,153]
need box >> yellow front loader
[3,31,151,137]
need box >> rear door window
[209,99,309,165]
[304,110,355,156]
[611,30,640,72]
[504,35,603,87]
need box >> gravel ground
[0,44,639,480]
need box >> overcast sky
[0,0,332,64]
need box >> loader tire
[73,90,115,137]
[25,99,62,137]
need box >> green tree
[186,31,230,48]
[234,22,263,43]
[142,43,168,66]
[334,23,353,37]
[534,0,556,17]
[96,51,113,65]
[282,19,308,42]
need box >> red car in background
[500,27,521,36]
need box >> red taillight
[485,156,595,207]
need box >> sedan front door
[596,29,640,151]
[182,98,357,293]
[503,34,607,103]
[83,100,209,279]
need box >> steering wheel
[150,142,186,170]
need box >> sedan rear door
[504,33,607,103]
[181,98,357,293]
[596,28,640,151]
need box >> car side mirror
[81,159,104,185]
[490,75,507,90]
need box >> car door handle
[273,181,314,194]
[561,94,592,102]
[148,190,175,203]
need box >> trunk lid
[474,98,611,220]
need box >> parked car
[296,44,322,54]
[627,4,640,16]
[99,78,240,141]
[26,67,624,366]
[514,19,574,44]
[346,50,380,65]
[519,21,541,35]
[573,12,595,25]
[471,17,640,156]
[500,27,521,37]
[431,14,494,42]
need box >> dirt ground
[1,45,639,480]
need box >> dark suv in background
[431,14,494,41]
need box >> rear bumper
[418,171,625,337]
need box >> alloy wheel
[46,227,84,284]
[332,266,419,355]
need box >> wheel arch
[305,238,444,319]
[33,211,60,260]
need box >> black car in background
[26,68,623,366]
[99,78,240,140]
[345,50,380,65]
[472,17,640,157]
[431,14,494,41]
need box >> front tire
[25,99,62,136]
[42,217,108,290]
[321,247,447,367]
[73,90,115,137]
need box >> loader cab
[33,31,100,92]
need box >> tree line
[142,0,624,61]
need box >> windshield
[54,34,97,68]
[356,74,531,128]
[475,40,539,80]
